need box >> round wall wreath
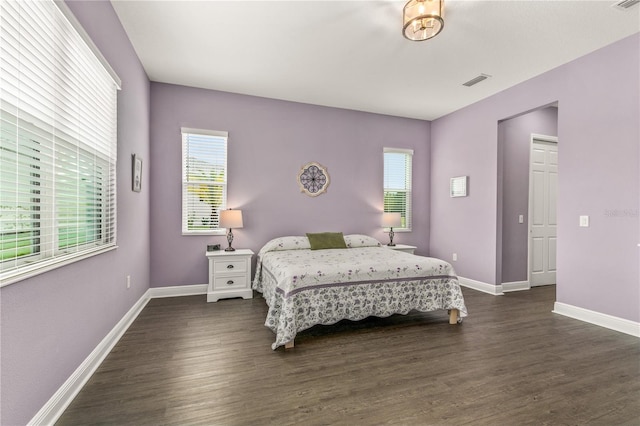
[297,162,330,197]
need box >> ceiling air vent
[612,0,639,10]
[462,74,491,87]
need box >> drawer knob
[226,280,234,285]
[227,264,234,269]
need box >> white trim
[147,284,208,298]
[531,134,558,144]
[553,302,640,338]
[28,284,208,425]
[29,292,150,425]
[383,147,414,155]
[501,280,531,292]
[180,127,228,138]
[181,229,227,237]
[530,282,553,288]
[458,276,504,295]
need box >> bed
[252,234,468,350]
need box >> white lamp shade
[381,212,402,228]
[220,209,243,229]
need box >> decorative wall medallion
[297,162,330,197]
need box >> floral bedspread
[253,236,468,349]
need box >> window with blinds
[0,0,120,285]
[384,148,413,231]
[181,129,228,235]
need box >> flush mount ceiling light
[403,0,444,41]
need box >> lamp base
[225,229,235,252]
[387,227,396,246]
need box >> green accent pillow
[306,232,347,250]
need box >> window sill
[0,245,118,288]
[182,230,227,236]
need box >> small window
[181,128,228,235]
[384,148,413,231]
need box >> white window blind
[0,0,120,285]
[181,128,228,235]
[384,148,413,231]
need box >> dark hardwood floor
[57,286,640,425]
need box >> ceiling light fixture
[403,0,444,41]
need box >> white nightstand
[386,244,416,254]
[206,249,254,302]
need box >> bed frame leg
[449,309,459,325]
[285,340,295,349]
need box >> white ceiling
[111,0,640,120]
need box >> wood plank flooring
[56,286,640,425]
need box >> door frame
[527,133,558,287]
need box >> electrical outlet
[126,275,131,289]
[452,253,458,261]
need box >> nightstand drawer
[213,259,248,273]
[213,274,248,290]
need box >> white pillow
[343,234,382,248]
[259,236,310,255]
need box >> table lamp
[381,212,401,246]
[220,209,243,251]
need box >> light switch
[518,214,524,224]
[579,215,589,227]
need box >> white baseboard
[147,284,207,298]
[501,280,530,292]
[553,302,640,338]
[458,276,503,295]
[29,284,207,425]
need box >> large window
[181,128,228,235]
[384,148,413,231]
[0,0,120,285]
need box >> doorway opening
[497,104,558,292]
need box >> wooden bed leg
[284,340,295,349]
[449,309,459,325]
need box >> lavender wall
[557,34,639,322]
[498,107,558,283]
[431,34,639,322]
[150,84,431,287]
[0,2,150,425]
[431,105,500,284]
